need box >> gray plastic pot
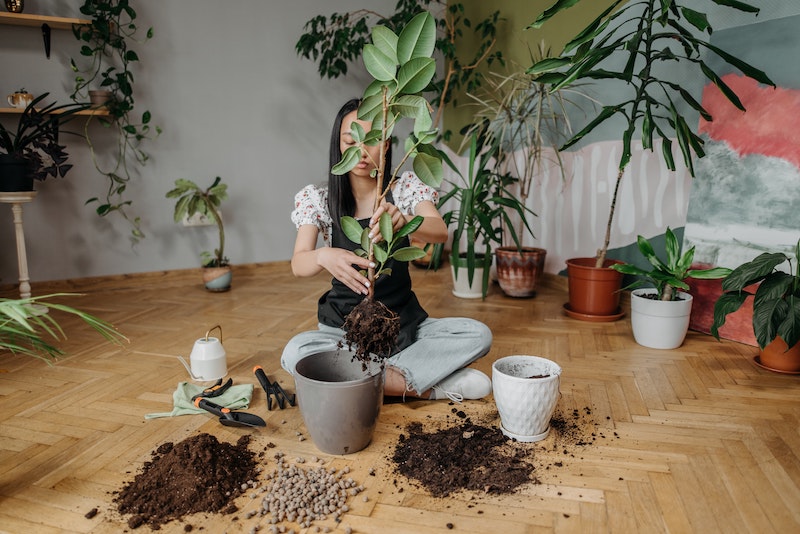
[294,350,384,455]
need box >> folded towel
[145,381,254,419]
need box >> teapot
[178,325,228,381]
[7,90,34,109]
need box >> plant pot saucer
[753,355,800,375]
[500,423,550,443]
[563,303,625,322]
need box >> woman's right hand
[317,247,374,295]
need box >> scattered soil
[391,406,603,498]
[342,298,400,362]
[114,433,258,530]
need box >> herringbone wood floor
[0,262,798,533]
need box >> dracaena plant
[611,227,731,301]
[528,0,775,268]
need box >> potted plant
[71,0,159,242]
[432,131,533,299]
[611,227,730,349]
[1,293,126,363]
[0,93,89,192]
[166,176,231,292]
[528,0,774,319]
[711,239,800,373]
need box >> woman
[282,98,492,402]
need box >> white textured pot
[492,355,562,442]
[630,288,693,349]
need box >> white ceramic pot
[630,288,693,349]
[492,355,562,442]
[450,257,487,299]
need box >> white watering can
[178,325,228,381]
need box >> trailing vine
[70,0,160,242]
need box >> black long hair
[328,98,393,228]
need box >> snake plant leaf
[371,25,399,64]
[331,145,362,175]
[413,151,443,189]
[363,43,396,82]
[397,12,435,64]
[341,216,364,245]
[396,57,436,95]
[391,247,427,262]
[379,212,393,243]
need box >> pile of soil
[114,433,258,530]
[391,406,602,498]
[392,417,536,497]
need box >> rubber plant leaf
[332,146,362,175]
[363,43,396,82]
[371,25,399,65]
[395,215,424,239]
[391,247,427,262]
[341,216,364,245]
[395,57,436,95]
[413,151,443,189]
[397,11,435,64]
[379,212,393,244]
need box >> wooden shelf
[0,12,91,30]
[0,107,110,116]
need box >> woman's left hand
[368,201,407,243]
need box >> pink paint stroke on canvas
[698,74,799,169]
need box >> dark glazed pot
[0,155,33,192]
[495,246,547,298]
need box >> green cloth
[145,381,254,419]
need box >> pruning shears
[191,378,266,428]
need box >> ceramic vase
[492,355,562,442]
[630,289,693,349]
[495,246,546,298]
[294,349,384,455]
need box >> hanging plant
[70,0,161,242]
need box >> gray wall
[1,0,394,284]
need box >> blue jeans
[281,317,492,394]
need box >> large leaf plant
[528,0,775,268]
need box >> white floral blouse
[291,171,439,246]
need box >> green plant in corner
[70,0,160,242]
[711,239,800,351]
[611,227,731,301]
[0,294,127,363]
[528,0,775,268]
[166,177,229,269]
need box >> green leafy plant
[0,294,127,363]
[611,227,731,301]
[71,0,160,242]
[712,239,800,350]
[528,0,775,267]
[296,0,503,139]
[0,93,89,181]
[166,177,229,268]
[432,131,534,298]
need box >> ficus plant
[528,0,775,268]
[331,10,444,361]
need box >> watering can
[178,325,227,381]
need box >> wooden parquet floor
[0,262,798,533]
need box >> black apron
[317,192,428,354]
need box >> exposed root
[342,299,400,363]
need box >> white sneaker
[430,368,492,403]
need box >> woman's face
[340,110,383,180]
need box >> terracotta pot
[495,246,546,298]
[758,336,800,373]
[565,257,624,318]
[202,265,232,292]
